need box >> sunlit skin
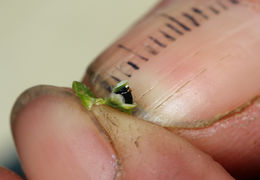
[3,0,260,179]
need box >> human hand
[2,0,260,179]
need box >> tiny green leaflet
[72,81,136,114]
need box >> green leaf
[79,95,95,110]
[72,81,96,110]
[72,81,96,98]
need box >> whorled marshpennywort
[72,81,136,114]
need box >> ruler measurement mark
[124,73,132,78]
[165,23,184,35]
[229,0,239,4]
[191,7,209,19]
[149,36,167,48]
[145,45,159,55]
[118,44,149,61]
[217,1,228,10]
[182,12,200,26]
[208,6,220,14]
[159,30,176,41]
[116,67,132,78]
[162,14,191,32]
[109,2,234,84]
[127,61,140,70]
[93,0,244,96]
[110,75,121,82]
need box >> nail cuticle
[166,95,260,130]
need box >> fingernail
[84,1,260,128]
[11,85,116,179]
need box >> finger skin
[0,167,23,180]
[11,85,234,180]
[174,99,260,179]
[91,105,234,180]
[11,86,116,180]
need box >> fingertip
[11,85,116,180]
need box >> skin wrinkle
[154,68,207,110]
[152,53,231,112]
[134,136,141,148]
[134,48,202,105]
[135,48,204,102]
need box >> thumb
[83,0,260,179]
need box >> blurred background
[0,0,157,177]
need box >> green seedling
[72,81,136,114]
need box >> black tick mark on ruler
[118,44,149,61]
[208,6,220,14]
[115,66,132,78]
[165,23,184,35]
[111,75,121,82]
[109,1,237,86]
[182,13,200,26]
[192,7,209,19]
[119,69,132,78]
[127,61,139,70]
[217,1,228,10]
[145,45,159,55]
[149,36,167,48]
[162,14,191,32]
[159,30,176,41]
[230,0,239,4]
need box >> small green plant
[72,81,136,114]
